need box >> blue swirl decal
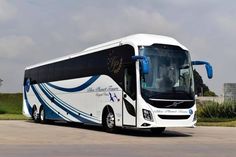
[42,83,99,122]
[46,76,100,92]
[30,85,66,121]
[38,84,98,124]
[25,78,31,92]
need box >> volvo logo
[166,101,184,107]
[189,109,193,115]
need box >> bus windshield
[139,44,194,100]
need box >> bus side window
[124,66,136,100]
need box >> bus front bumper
[137,107,197,128]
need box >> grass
[0,114,28,120]
[197,100,236,127]
[197,120,236,127]
[197,101,236,119]
[0,93,27,120]
[0,93,22,114]
[197,117,236,127]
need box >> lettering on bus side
[87,86,119,93]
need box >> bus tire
[102,107,116,133]
[32,105,39,123]
[39,106,47,124]
[151,127,165,134]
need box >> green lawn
[0,93,22,114]
[0,114,28,120]
[0,93,27,120]
[197,120,236,127]
[197,117,236,127]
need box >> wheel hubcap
[106,112,115,129]
[33,109,37,120]
[40,109,44,121]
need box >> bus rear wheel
[103,107,116,133]
[32,106,39,123]
[39,106,47,124]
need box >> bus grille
[149,100,194,109]
[158,115,190,119]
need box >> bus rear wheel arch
[102,106,116,133]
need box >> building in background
[197,83,236,103]
[224,83,236,101]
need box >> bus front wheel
[102,107,116,133]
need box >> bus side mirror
[205,64,213,79]
[192,61,213,79]
[132,56,149,74]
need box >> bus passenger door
[123,67,136,126]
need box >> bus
[23,34,213,133]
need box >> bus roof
[25,34,188,70]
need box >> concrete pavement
[0,120,235,157]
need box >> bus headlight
[143,109,153,122]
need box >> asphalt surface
[0,120,235,157]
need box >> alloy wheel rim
[106,112,115,128]
[33,109,37,120]
[40,109,44,121]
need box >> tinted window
[24,45,135,91]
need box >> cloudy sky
[0,0,235,95]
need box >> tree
[0,79,2,87]
[193,69,216,96]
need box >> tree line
[193,69,216,96]
[0,79,2,87]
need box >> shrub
[0,110,6,114]
[0,93,22,114]
[197,101,236,119]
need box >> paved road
[0,120,235,157]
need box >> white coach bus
[23,34,213,133]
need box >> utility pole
[201,87,203,96]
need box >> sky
[0,0,235,95]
